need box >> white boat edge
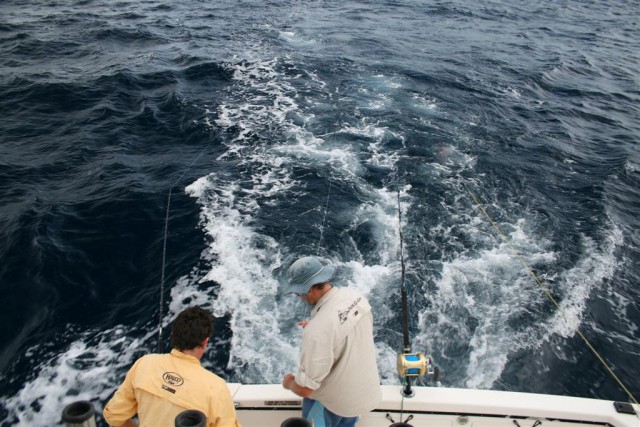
[227,383,640,427]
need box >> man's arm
[103,360,140,426]
[113,419,137,427]
[210,378,242,427]
[282,373,314,398]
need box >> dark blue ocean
[1,0,639,425]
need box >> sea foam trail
[412,189,622,390]
[3,2,639,424]
[177,57,410,383]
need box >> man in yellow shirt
[103,306,241,427]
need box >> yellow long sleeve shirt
[103,349,241,427]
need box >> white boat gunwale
[228,383,640,427]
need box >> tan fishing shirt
[103,349,240,427]
[295,287,382,417]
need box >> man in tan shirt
[282,256,382,427]
[103,306,241,427]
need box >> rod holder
[61,401,97,427]
[175,409,206,427]
[281,417,312,427]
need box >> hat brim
[290,265,335,294]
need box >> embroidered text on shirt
[338,297,362,325]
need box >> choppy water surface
[1,1,639,425]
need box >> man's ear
[201,337,210,348]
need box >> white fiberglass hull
[227,384,639,427]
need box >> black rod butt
[281,417,312,427]
[61,401,96,427]
[175,409,206,427]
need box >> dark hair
[170,307,215,351]
[311,282,331,291]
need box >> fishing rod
[393,170,438,399]
[396,177,411,355]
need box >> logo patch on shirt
[162,372,184,386]
[338,297,362,325]
[162,385,176,394]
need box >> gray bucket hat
[287,256,336,294]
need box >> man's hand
[282,373,314,398]
[282,373,296,390]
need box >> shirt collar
[170,348,201,365]
[312,286,339,314]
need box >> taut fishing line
[462,181,639,407]
[157,137,217,353]
[316,174,332,255]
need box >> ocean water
[1,0,639,425]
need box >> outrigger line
[463,182,639,407]
[158,138,216,353]
[393,170,437,400]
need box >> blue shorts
[302,398,360,427]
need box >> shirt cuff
[295,370,320,390]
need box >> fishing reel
[397,352,440,398]
[397,352,428,377]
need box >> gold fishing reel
[397,352,429,377]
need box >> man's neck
[314,285,336,307]
[177,337,208,360]
[178,347,205,360]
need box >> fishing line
[462,181,639,406]
[316,174,332,255]
[158,137,216,353]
